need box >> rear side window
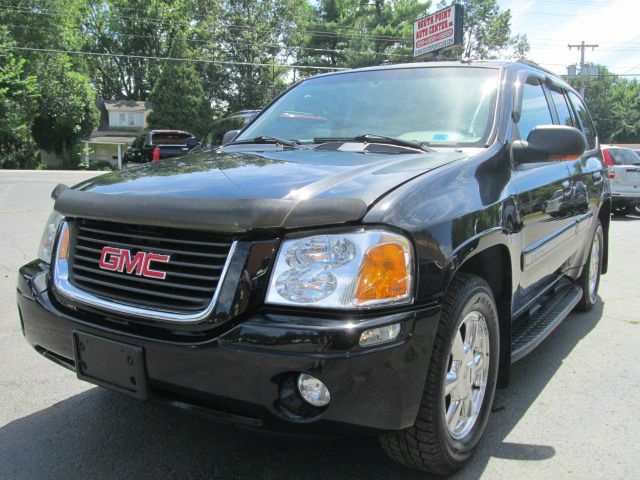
[549,88,575,127]
[567,91,597,150]
[607,148,640,166]
[517,79,553,140]
[152,133,191,146]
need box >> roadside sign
[413,4,464,58]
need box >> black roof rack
[515,59,557,77]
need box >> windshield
[237,67,499,147]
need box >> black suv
[18,60,609,475]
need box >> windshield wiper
[313,134,434,153]
[226,135,300,148]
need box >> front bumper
[17,261,440,434]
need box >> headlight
[266,229,413,308]
[37,211,64,263]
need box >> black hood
[55,149,466,232]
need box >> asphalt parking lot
[1,169,639,480]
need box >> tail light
[602,149,615,178]
[152,147,160,162]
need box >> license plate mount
[72,331,149,399]
[627,171,640,181]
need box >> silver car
[602,145,640,215]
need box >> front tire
[575,221,603,312]
[380,273,499,475]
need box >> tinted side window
[549,88,575,127]
[209,116,247,147]
[567,91,597,150]
[518,79,553,140]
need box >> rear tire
[379,273,499,475]
[575,221,603,312]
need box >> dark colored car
[18,60,609,475]
[123,129,199,165]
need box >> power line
[3,45,638,78]
[0,45,348,71]
[0,22,414,59]
[520,0,638,7]
[0,5,413,43]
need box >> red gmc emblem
[99,247,171,279]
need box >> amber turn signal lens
[356,243,408,303]
[58,224,70,260]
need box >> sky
[498,0,640,77]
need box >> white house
[81,100,152,169]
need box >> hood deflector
[54,186,368,233]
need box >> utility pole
[568,41,599,98]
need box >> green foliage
[30,55,99,165]
[146,33,211,138]
[7,0,640,168]
[298,0,424,69]
[609,80,640,143]
[0,28,40,167]
[569,67,640,144]
[213,0,307,111]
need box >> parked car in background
[196,110,260,151]
[123,130,199,166]
[601,145,640,215]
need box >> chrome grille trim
[52,221,238,323]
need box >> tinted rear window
[152,133,191,145]
[607,148,640,166]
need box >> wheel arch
[449,243,513,388]
[598,198,611,275]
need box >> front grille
[68,219,234,314]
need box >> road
[1,170,639,480]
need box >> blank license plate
[72,331,148,399]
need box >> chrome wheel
[588,231,601,302]
[444,310,490,440]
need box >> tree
[299,0,424,69]
[146,33,211,138]
[569,67,640,144]
[609,79,640,143]
[0,29,39,167]
[213,0,307,112]
[30,55,98,165]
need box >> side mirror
[185,137,200,149]
[512,125,587,164]
[222,129,240,145]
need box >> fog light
[359,323,401,347]
[297,373,331,407]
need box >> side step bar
[511,283,583,363]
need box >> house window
[119,113,126,126]
[127,113,135,126]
